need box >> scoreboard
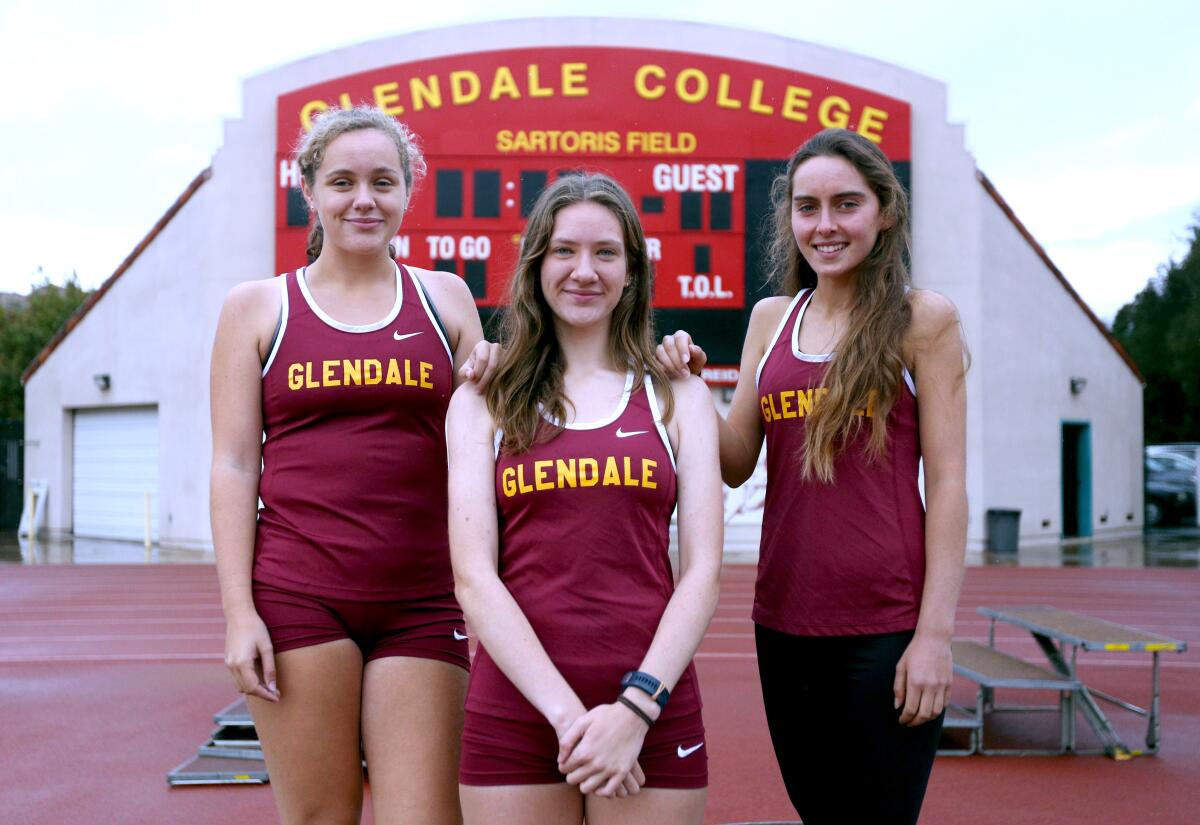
[275,48,911,381]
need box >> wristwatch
[620,670,670,708]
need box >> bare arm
[894,289,968,726]
[209,279,280,701]
[410,268,486,389]
[628,375,723,701]
[446,386,587,733]
[559,375,723,794]
[657,296,791,486]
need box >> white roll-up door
[72,406,159,541]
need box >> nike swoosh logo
[676,742,704,758]
[615,428,648,438]
[393,331,423,341]
[452,629,468,641]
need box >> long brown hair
[767,129,912,482]
[486,173,674,453]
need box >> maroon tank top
[253,264,454,600]
[466,372,702,722]
[755,289,926,635]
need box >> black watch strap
[620,670,670,708]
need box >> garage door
[73,406,159,541]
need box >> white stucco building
[22,18,1143,552]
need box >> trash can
[985,509,1021,553]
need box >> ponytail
[306,218,323,260]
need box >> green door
[1061,422,1092,538]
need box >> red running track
[0,564,1197,824]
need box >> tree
[0,271,92,421]
[1111,216,1200,443]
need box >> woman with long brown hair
[660,128,968,824]
[447,172,722,825]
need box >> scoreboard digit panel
[275,47,911,382]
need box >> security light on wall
[1069,376,1087,395]
[93,373,111,391]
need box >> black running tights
[755,624,944,825]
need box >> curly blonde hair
[295,106,426,259]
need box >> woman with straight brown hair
[448,172,722,825]
[660,128,969,824]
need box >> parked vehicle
[1145,450,1199,527]
[1148,443,1200,462]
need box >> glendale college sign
[274,47,910,378]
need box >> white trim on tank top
[642,374,677,471]
[543,369,636,430]
[494,369,637,458]
[789,289,832,363]
[783,289,917,396]
[754,290,807,389]
[296,263,404,333]
[261,273,290,377]
[405,266,453,362]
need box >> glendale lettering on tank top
[466,373,702,722]
[254,264,454,600]
[755,289,926,636]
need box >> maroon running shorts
[459,706,707,788]
[252,582,469,669]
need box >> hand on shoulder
[656,294,792,379]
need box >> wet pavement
[2,527,1198,568]
[0,534,213,565]
[4,562,1196,825]
[970,525,1200,569]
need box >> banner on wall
[275,47,911,380]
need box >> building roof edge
[975,169,1144,386]
[21,167,213,385]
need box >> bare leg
[361,656,468,825]
[249,639,365,825]
[460,783,583,825]
[586,788,707,825]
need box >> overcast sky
[2,0,1197,322]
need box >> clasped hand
[556,702,649,797]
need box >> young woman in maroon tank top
[447,174,722,825]
[210,107,486,825]
[659,129,969,824]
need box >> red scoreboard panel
[275,48,911,382]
